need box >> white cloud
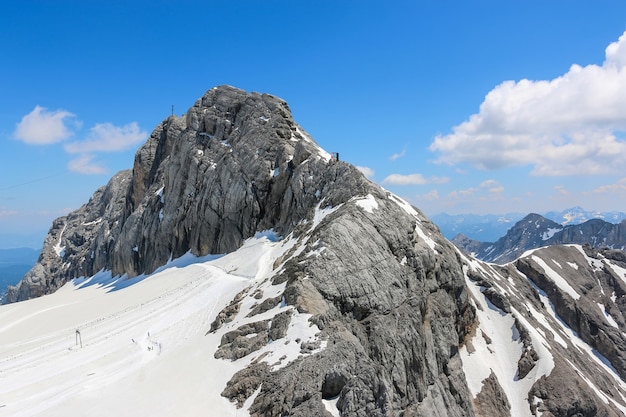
[430,31,626,176]
[64,122,147,154]
[593,177,626,194]
[67,154,108,175]
[480,179,504,194]
[448,188,477,199]
[356,166,375,179]
[417,190,439,201]
[382,173,449,185]
[14,106,77,145]
[389,149,406,161]
[14,106,148,175]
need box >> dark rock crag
[6,86,478,416]
[8,86,360,299]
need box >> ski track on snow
[0,233,323,417]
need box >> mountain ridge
[3,86,626,416]
[5,86,477,415]
[433,207,626,241]
[452,212,626,264]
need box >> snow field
[531,255,581,300]
[0,232,325,417]
[352,194,378,214]
[461,263,554,417]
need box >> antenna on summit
[171,105,174,116]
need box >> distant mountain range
[432,206,626,241]
[452,213,626,263]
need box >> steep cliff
[5,86,477,415]
[5,86,626,416]
[8,86,364,300]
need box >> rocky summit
[4,86,626,416]
[453,213,626,264]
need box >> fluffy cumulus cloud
[64,122,146,154]
[14,106,147,175]
[382,173,449,185]
[67,154,108,175]
[64,122,147,174]
[430,31,626,176]
[14,106,77,144]
[593,177,626,194]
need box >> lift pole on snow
[76,329,83,348]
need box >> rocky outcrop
[8,85,626,416]
[5,86,478,415]
[453,213,626,264]
[5,170,132,302]
[529,357,623,417]
[516,245,626,380]
[237,197,476,416]
[460,243,626,416]
[7,86,361,300]
[473,372,511,417]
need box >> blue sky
[2,1,626,248]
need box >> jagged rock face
[5,170,132,302]
[7,86,367,300]
[9,85,626,416]
[460,244,626,416]
[516,245,626,380]
[4,86,478,416]
[235,198,477,416]
[453,213,626,264]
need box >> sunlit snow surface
[0,232,324,417]
[459,255,554,417]
[530,255,581,300]
[352,193,378,213]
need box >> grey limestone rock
[516,246,626,380]
[8,85,626,417]
[20,85,626,417]
[221,362,271,408]
[7,86,348,300]
[529,357,623,417]
[218,192,478,416]
[473,371,511,417]
[4,84,473,415]
[6,170,132,302]
[462,243,626,416]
